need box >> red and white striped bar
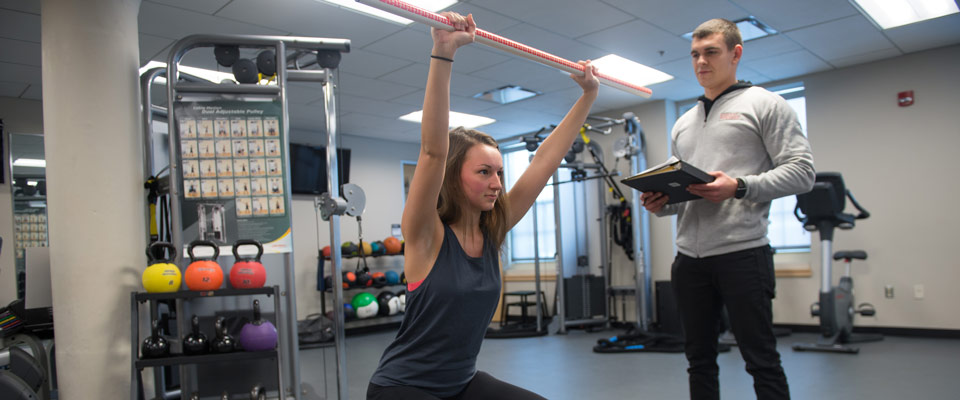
[355,0,653,98]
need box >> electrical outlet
[885,285,894,299]
[914,284,924,300]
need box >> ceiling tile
[642,77,703,102]
[333,94,420,118]
[730,0,859,32]
[449,94,503,114]
[216,0,404,48]
[449,72,508,98]
[20,84,41,100]
[468,58,578,93]
[0,62,41,85]
[577,19,692,65]
[785,15,895,61]
[0,80,27,97]
[138,1,288,41]
[337,73,420,100]
[653,57,695,82]
[337,49,413,79]
[507,0,636,39]
[481,105,564,127]
[0,1,39,14]
[139,33,175,65]
[390,89,425,107]
[884,13,960,54]
[0,38,39,66]
[735,65,772,85]
[739,34,803,64]
[447,3,522,32]
[445,46,512,74]
[827,47,904,69]
[146,0,231,14]
[377,63,428,89]
[361,28,432,63]
[509,86,584,114]
[747,49,832,80]
[0,8,40,43]
[600,0,747,35]
[497,23,608,64]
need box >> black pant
[672,245,789,400]
[367,371,546,400]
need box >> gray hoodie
[657,85,815,258]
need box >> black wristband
[430,55,454,63]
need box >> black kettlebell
[210,316,236,353]
[141,319,170,358]
[182,315,209,356]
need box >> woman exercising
[367,11,599,400]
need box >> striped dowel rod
[355,0,653,98]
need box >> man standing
[641,19,814,400]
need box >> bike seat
[834,250,867,260]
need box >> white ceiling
[1,0,959,144]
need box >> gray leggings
[367,371,546,400]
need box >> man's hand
[641,191,669,213]
[687,171,738,203]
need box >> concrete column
[41,0,144,398]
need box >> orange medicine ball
[383,237,402,255]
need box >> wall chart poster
[175,100,291,254]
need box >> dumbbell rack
[129,286,283,399]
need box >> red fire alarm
[898,90,914,107]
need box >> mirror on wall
[8,133,47,300]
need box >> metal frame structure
[139,34,351,399]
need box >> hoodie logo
[720,112,742,121]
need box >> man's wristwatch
[734,178,747,199]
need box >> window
[503,146,556,263]
[767,84,810,252]
[674,83,811,252]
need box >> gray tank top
[369,223,501,397]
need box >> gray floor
[300,323,959,399]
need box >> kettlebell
[142,242,181,293]
[230,239,266,289]
[210,316,236,353]
[239,299,278,352]
[182,315,209,356]
[185,240,224,291]
[141,319,170,358]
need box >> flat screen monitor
[289,143,350,195]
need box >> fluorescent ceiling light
[474,85,541,104]
[317,0,457,25]
[399,110,496,129]
[682,17,778,42]
[139,60,238,84]
[851,0,959,29]
[26,180,38,186]
[13,158,46,168]
[590,55,673,88]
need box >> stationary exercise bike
[792,172,882,354]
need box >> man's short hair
[692,19,742,50]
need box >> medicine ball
[341,242,359,257]
[356,271,373,288]
[342,271,357,288]
[396,290,406,313]
[360,241,373,256]
[351,292,378,319]
[383,237,402,255]
[371,272,387,288]
[377,292,398,316]
[344,303,356,320]
[322,245,331,258]
[370,241,386,256]
[384,270,400,285]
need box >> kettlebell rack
[129,286,282,399]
